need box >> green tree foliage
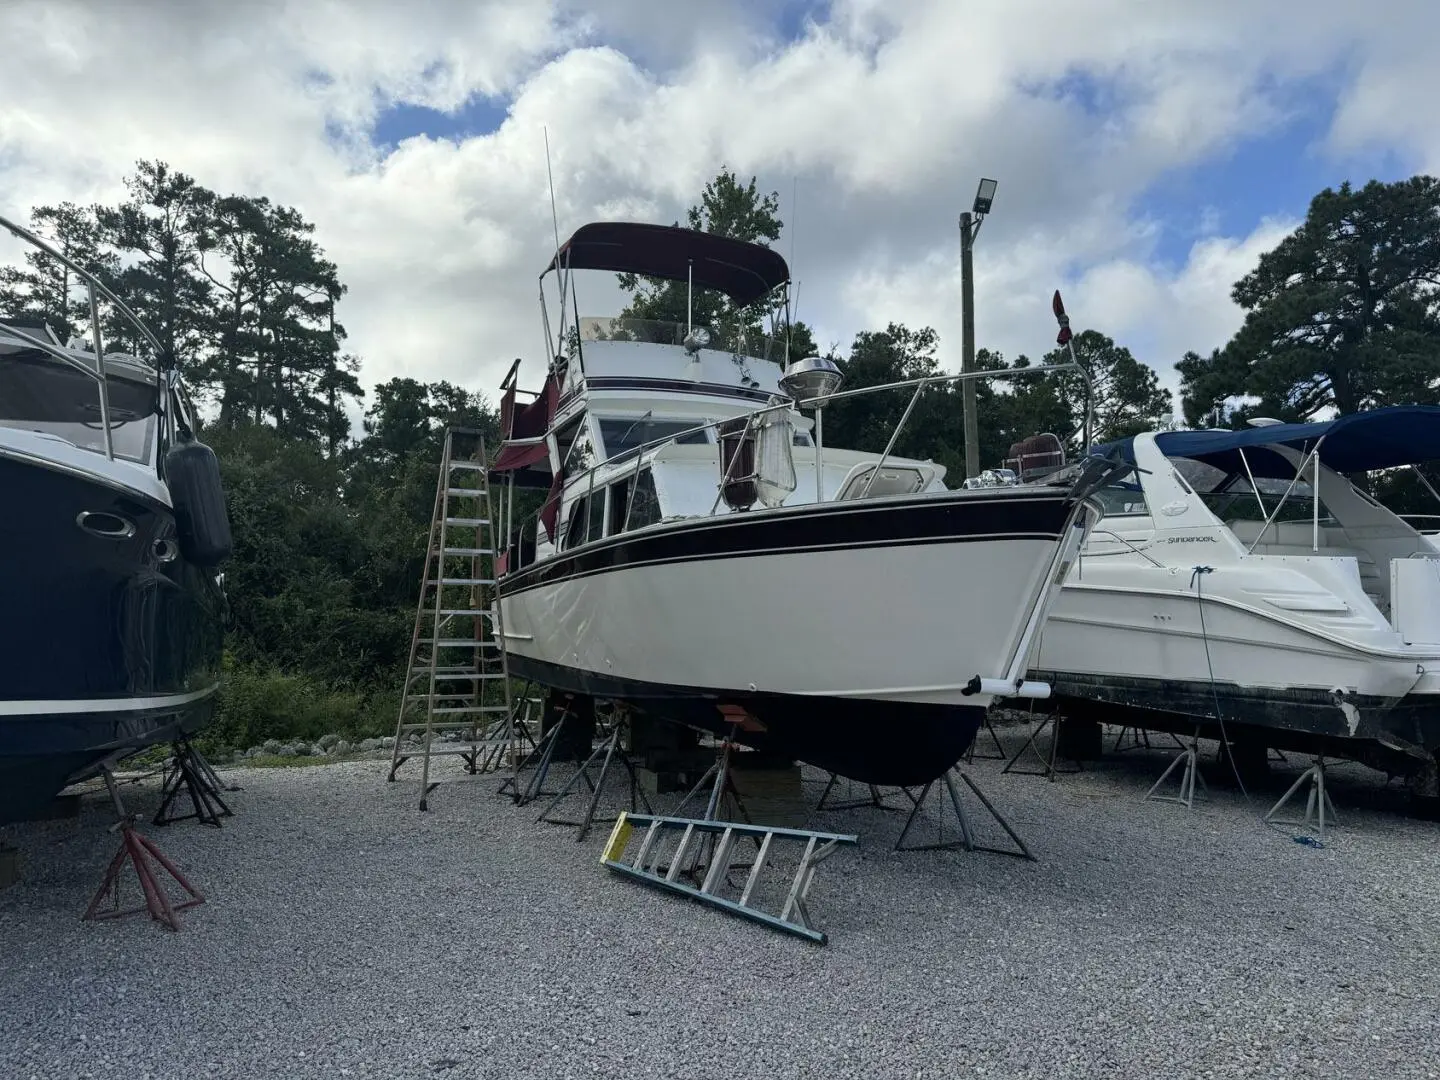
[198,193,362,442]
[1180,176,1440,423]
[821,323,962,475]
[93,160,214,368]
[1035,330,1173,447]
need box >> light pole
[960,177,997,481]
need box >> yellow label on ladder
[601,811,633,864]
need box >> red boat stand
[83,771,205,931]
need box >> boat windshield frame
[0,212,175,466]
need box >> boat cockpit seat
[1227,519,1386,598]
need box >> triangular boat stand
[536,708,653,842]
[1264,756,1339,840]
[964,714,1007,762]
[499,694,578,806]
[896,767,1035,860]
[86,770,203,931]
[815,773,902,812]
[1145,728,1209,809]
[1002,711,1081,780]
[153,736,233,828]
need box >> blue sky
[5,0,1438,410]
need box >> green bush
[198,659,401,754]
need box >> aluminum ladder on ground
[600,811,857,944]
[387,427,516,810]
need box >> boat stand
[1145,728,1209,809]
[896,768,1034,860]
[815,773,903,812]
[600,811,858,944]
[153,736,234,829]
[499,695,580,807]
[536,710,653,842]
[1002,712,1082,780]
[964,714,1007,762]
[1264,756,1339,840]
[85,769,204,931]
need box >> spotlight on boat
[779,355,844,408]
[683,326,711,355]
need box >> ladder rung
[444,517,489,527]
[432,705,511,714]
[441,547,493,557]
[435,577,494,586]
[446,487,485,497]
[394,743,495,758]
[448,461,486,471]
[426,638,496,648]
[408,670,507,681]
[399,721,496,732]
[437,609,487,616]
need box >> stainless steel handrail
[0,212,171,462]
[505,358,1096,571]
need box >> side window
[1094,480,1148,516]
[587,491,605,542]
[563,494,590,550]
[629,470,661,529]
[607,469,663,533]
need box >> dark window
[564,492,604,549]
[598,417,708,458]
[0,350,159,464]
[609,468,662,533]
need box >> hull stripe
[0,685,218,717]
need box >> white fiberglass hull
[498,489,1090,785]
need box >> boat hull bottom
[0,695,216,825]
[509,655,983,788]
[1027,669,1440,789]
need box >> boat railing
[0,213,167,462]
[501,358,1094,573]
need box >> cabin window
[555,414,599,475]
[609,468,662,533]
[597,417,708,458]
[1093,480,1149,516]
[0,351,159,464]
[562,491,606,549]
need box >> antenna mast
[786,176,798,360]
[544,127,567,357]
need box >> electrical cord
[1189,565,1252,803]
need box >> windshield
[573,315,778,361]
[597,416,710,458]
[0,349,159,465]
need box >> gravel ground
[2,722,1439,1080]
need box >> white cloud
[0,0,1434,428]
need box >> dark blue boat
[0,215,231,824]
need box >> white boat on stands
[1025,408,1440,801]
[489,220,1129,787]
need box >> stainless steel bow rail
[600,812,858,944]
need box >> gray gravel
[3,724,1439,1080]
